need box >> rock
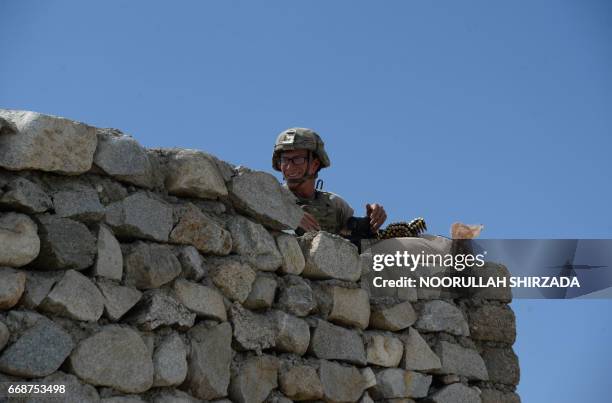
[0,318,74,377]
[31,215,95,270]
[173,279,227,321]
[0,321,8,351]
[327,286,370,330]
[100,397,144,403]
[370,302,417,331]
[52,188,105,223]
[434,341,488,381]
[27,371,100,403]
[279,364,324,401]
[19,271,63,309]
[125,290,195,331]
[229,355,279,403]
[152,331,187,387]
[0,267,26,310]
[105,192,173,242]
[0,109,97,174]
[270,310,310,356]
[150,389,201,403]
[210,259,256,303]
[365,332,404,367]
[97,280,142,321]
[230,304,275,353]
[480,388,521,403]
[243,275,277,310]
[414,300,470,336]
[69,326,154,393]
[124,242,181,289]
[0,177,52,213]
[480,346,520,385]
[371,369,432,399]
[360,392,375,403]
[184,322,232,400]
[468,304,516,344]
[170,203,232,255]
[276,275,315,317]
[94,128,156,189]
[39,270,104,322]
[93,225,123,281]
[309,320,366,365]
[400,327,441,371]
[318,360,366,403]
[469,262,512,302]
[299,232,361,281]
[227,216,283,271]
[276,233,305,275]
[228,169,303,230]
[0,213,40,268]
[176,245,206,281]
[361,367,377,389]
[428,383,481,403]
[164,149,228,199]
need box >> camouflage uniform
[274,128,373,240]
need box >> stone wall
[0,109,520,402]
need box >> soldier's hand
[299,211,321,232]
[366,203,387,232]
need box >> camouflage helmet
[272,127,331,171]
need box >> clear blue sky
[2,1,611,401]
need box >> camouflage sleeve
[328,193,354,231]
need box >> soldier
[272,127,387,242]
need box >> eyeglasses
[280,156,308,166]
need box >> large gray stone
[31,215,96,270]
[279,364,324,401]
[276,233,305,275]
[105,192,173,242]
[468,304,516,344]
[414,300,470,336]
[229,355,279,403]
[0,318,74,377]
[124,242,181,289]
[0,109,97,174]
[434,341,488,381]
[299,231,361,281]
[227,215,283,271]
[19,271,63,309]
[227,169,303,230]
[309,320,366,365]
[69,326,154,393]
[243,274,277,310]
[210,258,256,303]
[0,177,52,213]
[276,275,315,317]
[53,188,105,223]
[371,369,432,399]
[125,290,195,331]
[0,267,26,310]
[39,270,104,322]
[230,303,275,353]
[184,322,233,400]
[318,360,366,403]
[170,203,232,255]
[0,321,8,351]
[401,327,441,371]
[428,383,481,403]
[150,389,200,403]
[327,286,370,330]
[480,346,520,386]
[365,332,404,367]
[173,279,227,321]
[370,301,417,331]
[152,331,187,387]
[93,225,123,281]
[480,388,520,403]
[270,310,310,356]
[0,213,40,268]
[94,128,156,189]
[164,149,228,199]
[97,280,142,321]
[26,371,101,403]
[176,245,206,281]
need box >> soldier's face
[280,150,320,184]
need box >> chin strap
[285,151,318,185]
